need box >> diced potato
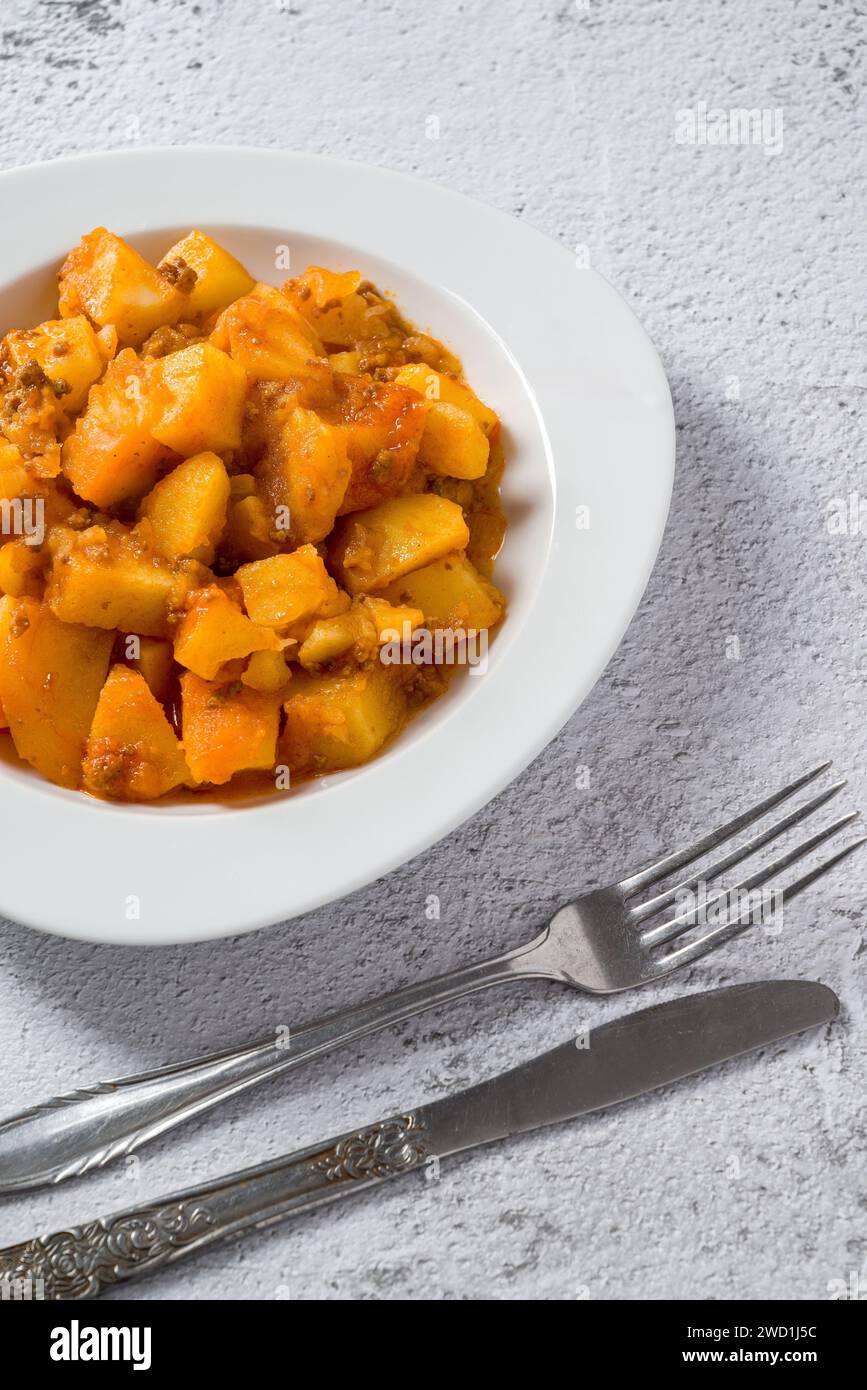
[0,439,31,502]
[329,351,362,374]
[212,291,330,387]
[294,597,421,669]
[249,281,327,348]
[0,595,114,787]
[0,463,78,545]
[300,293,375,348]
[362,595,425,641]
[58,228,186,347]
[82,664,189,800]
[61,349,166,508]
[96,325,119,359]
[394,364,499,436]
[132,636,174,701]
[29,446,62,480]
[151,342,246,456]
[282,268,399,349]
[329,494,469,594]
[417,401,489,480]
[297,610,370,669]
[329,376,429,513]
[181,671,280,784]
[293,267,363,308]
[46,524,190,638]
[138,451,230,562]
[257,405,350,545]
[159,230,255,317]
[0,539,45,598]
[0,446,76,535]
[380,553,505,631]
[174,586,280,680]
[224,492,285,563]
[280,664,407,773]
[0,316,111,415]
[236,546,342,628]
[242,648,292,693]
[0,350,65,469]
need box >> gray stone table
[0,0,864,1300]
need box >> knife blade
[422,978,838,1156]
[0,980,837,1299]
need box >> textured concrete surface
[1,0,865,1302]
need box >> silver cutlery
[0,762,860,1195]
[0,980,839,1300]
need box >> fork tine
[618,762,832,897]
[642,812,859,949]
[648,836,867,977]
[758,835,867,907]
[631,780,847,924]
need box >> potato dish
[0,229,506,800]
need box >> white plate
[0,147,674,946]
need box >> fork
[0,761,861,1193]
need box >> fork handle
[0,932,550,1193]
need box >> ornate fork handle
[0,931,552,1193]
[0,1112,431,1300]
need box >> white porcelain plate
[0,147,674,946]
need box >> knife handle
[0,1111,434,1300]
[0,932,550,1192]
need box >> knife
[0,980,837,1300]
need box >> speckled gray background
[1,0,865,1302]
